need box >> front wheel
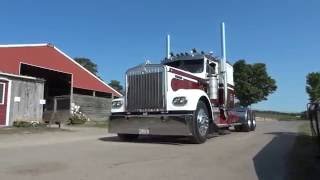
[190,101,210,144]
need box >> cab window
[165,59,204,73]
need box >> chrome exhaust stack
[220,22,228,107]
[166,34,171,59]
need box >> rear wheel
[242,111,252,132]
[251,111,256,131]
[190,101,210,144]
[117,134,139,141]
[234,125,242,132]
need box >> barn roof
[0,43,122,97]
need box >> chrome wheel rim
[252,118,256,127]
[197,109,209,136]
[248,118,252,127]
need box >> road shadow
[285,133,320,180]
[98,134,220,146]
[253,132,320,180]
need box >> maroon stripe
[169,68,206,83]
[227,111,240,123]
[171,78,205,91]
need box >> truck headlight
[172,96,188,106]
[112,100,123,109]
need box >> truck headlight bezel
[112,100,123,109]
[172,96,188,106]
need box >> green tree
[306,72,320,102]
[74,57,98,76]
[233,60,277,107]
[108,80,123,93]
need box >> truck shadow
[253,132,320,180]
[98,134,220,146]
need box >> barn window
[0,83,5,104]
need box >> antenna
[166,34,171,59]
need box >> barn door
[0,80,8,126]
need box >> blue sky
[1,0,319,112]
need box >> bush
[69,103,88,125]
[13,121,44,128]
[13,121,33,127]
[68,115,87,125]
[13,121,43,128]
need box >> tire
[190,101,210,144]
[234,125,242,132]
[250,111,256,131]
[117,134,139,141]
[241,111,252,132]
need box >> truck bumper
[109,113,194,136]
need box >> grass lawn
[256,111,306,121]
[66,120,108,128]
[0,126,70,135]
[298,122,313,135]
[286,122,320,180]
[0,120,108,135]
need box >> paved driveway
[0,121,304,180]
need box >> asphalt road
[0,120,304,180]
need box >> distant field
[255,110,307,121]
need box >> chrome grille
[126,65,165,112]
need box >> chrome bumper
[109,113,194,136]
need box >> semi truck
[109,23,256,143]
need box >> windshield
[165,59,204,73]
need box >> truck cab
[109,51,255,144]
[109,24,256,143]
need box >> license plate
[139,128,150,135]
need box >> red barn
[0,43,121,126]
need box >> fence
[43,95,71,125]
